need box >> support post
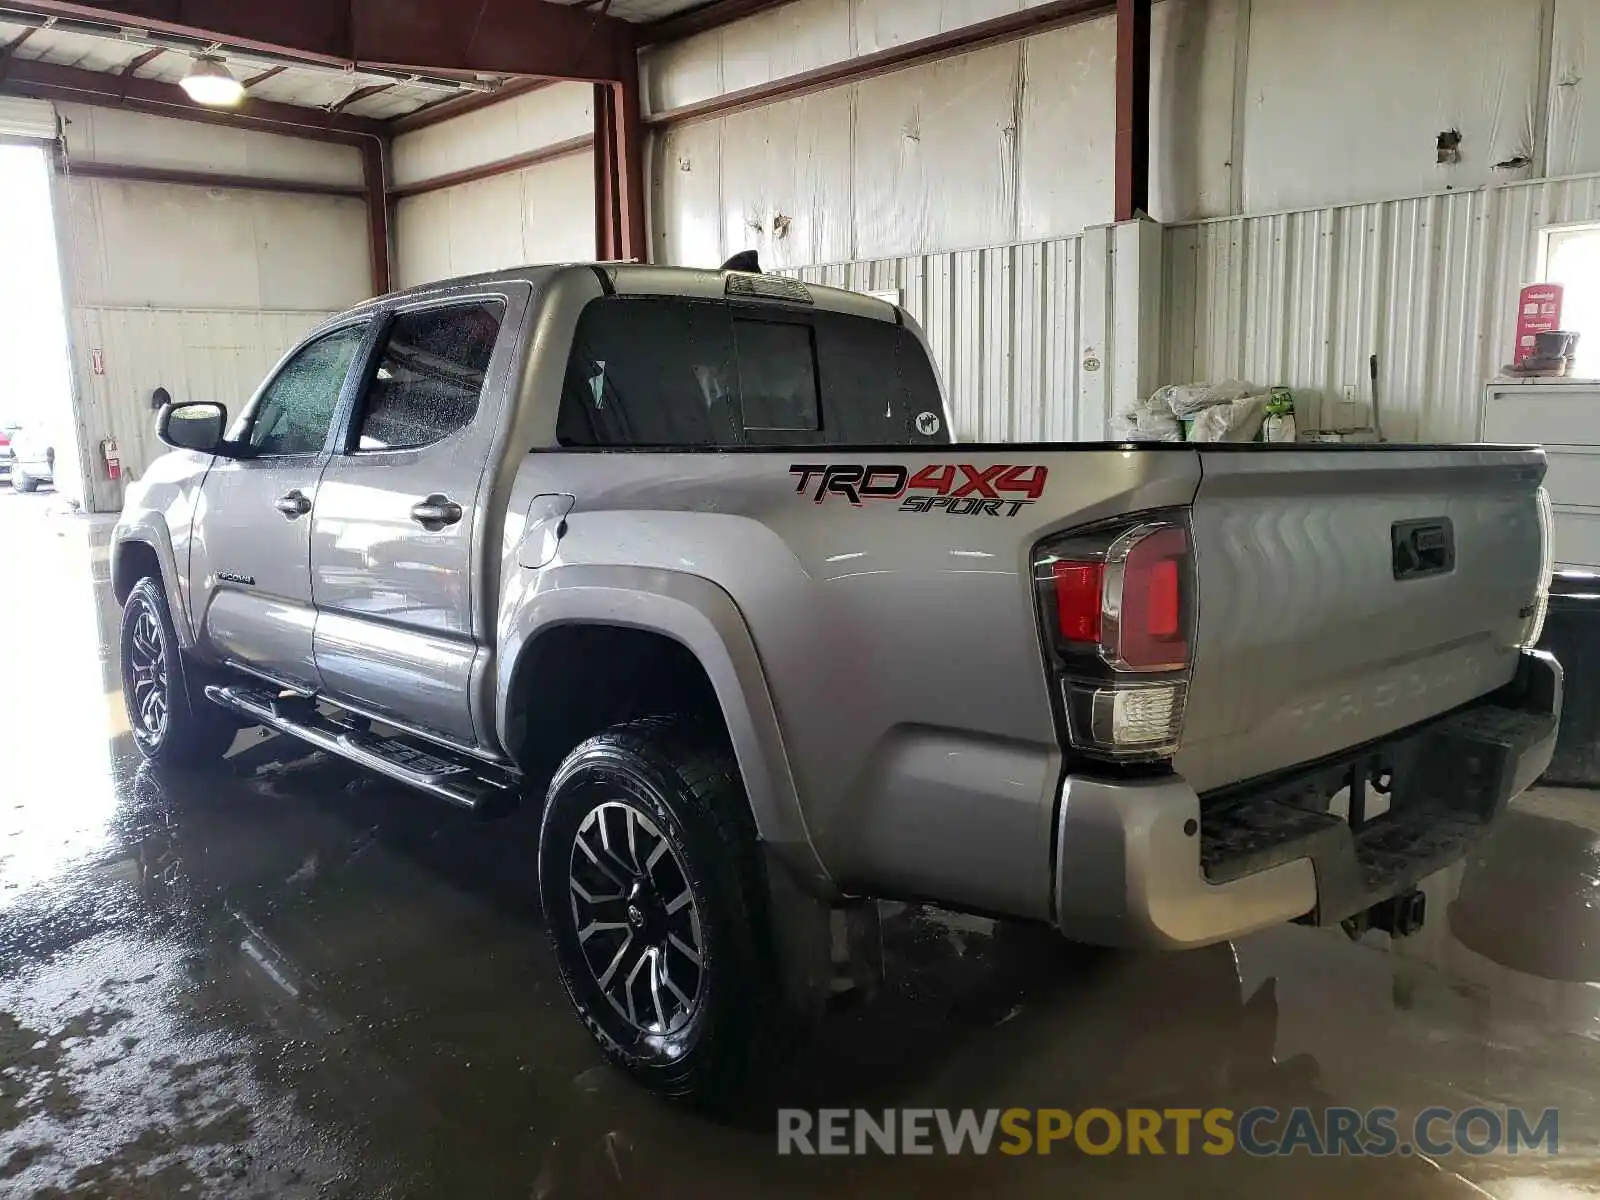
[594,54,647,262]
[362,138,392,296]
[1114,0,1151,222]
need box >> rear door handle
[275,489,312,518]
[410,495,463,529]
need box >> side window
[733,319,820,433]
[558,297,739,448]
[813,312,948,445]
[243,324,366,457]
[353,301,504,452]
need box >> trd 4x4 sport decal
[789,464,1049,516]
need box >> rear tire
[120,575,238,767]
[538,717,786,1107]
[11,468,36,493]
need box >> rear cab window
[557,296,947,448]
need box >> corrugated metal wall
[1163,174,1600,441]
[71,307,333,488]
[791,235,1083,441]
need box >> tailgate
[1176,446,1548,795]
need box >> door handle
[274,489,312,518]
[410,495,463,529]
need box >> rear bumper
[1053,649,1562,949]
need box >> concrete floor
[3,491,1600,1198]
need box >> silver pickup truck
[113,263,1561,1102]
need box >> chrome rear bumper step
[204,684,520,817]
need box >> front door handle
[410,495,463,529]
[275,489,312,518]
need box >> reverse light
[1035,513,1196,762]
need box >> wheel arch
[497,566,834,897]
[111,522,195,649]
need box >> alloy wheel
[127,603,168,742]
[568,800,706,1037]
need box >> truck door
[309,290,522,749]
[188,320,370,692]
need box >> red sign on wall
[1515,284,1564,364]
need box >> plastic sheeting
[1242,0,1544,213]
[58,177,367,312]
[59,103,361,187]
[789,236,1083,441]
[391,83,592,188]
[1550,0,1600,177]
[653,14,1123,267]
[1163,172,1600,443]
[394,152,596,289]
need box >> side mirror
[157,401,228,453]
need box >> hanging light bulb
[179,56,245,107]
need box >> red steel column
[362,137,393,295]
[613,61,647,262]
[593,82,620,259]
[1114,0,1151,222]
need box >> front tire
[11,467,36,493]
[120,576,237,767]
[538,718,785,1106]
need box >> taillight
[1035,514,1195,762]
[1524,486,1554,649]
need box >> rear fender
[496,564,834,897]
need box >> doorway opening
[0,142,76,505]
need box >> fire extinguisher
[101,436,121,481]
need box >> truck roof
[345,262,899,326]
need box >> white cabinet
[1483,379,1600,569]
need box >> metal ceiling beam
[0,56,386,143]
[639,0,798,47]
[330,80,391,114]
[118,45,164,74]
[0,0,637,82]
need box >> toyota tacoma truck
[112,263,1561,1102]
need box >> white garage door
[1483,380,1600,569]
[0,97,56,140]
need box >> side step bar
[205,684,521,817]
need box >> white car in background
[8,424,55,493]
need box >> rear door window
[352,300,504,452]
[558,296,947,448]
[558,298,739,448]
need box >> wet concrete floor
[4,491,1600,1197]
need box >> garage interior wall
[52,103,369,511]
[392,83,597,289]
[646,0,1600,442]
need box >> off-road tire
[120,575,238,767]
[538,717,786,1107]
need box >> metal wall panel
[791,235,1082,442]
[1163,174,1600,442]
[70,307,333,510]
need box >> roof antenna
[721,250,761,273]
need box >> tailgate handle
[1392,518,1454,580]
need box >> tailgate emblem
[1392,518,1454,580]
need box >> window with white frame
[1540,224,1600,378]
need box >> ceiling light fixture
[179,56,244,106]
